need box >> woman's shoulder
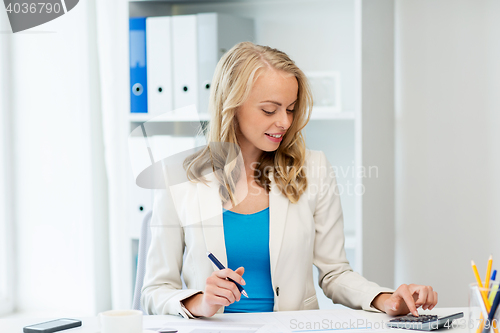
[303,149,327,167]
[304,149,324,162]
[303,149,329,180]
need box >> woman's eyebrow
[260,99,297,107]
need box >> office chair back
[132,209,188,313]
[132,210,153,313]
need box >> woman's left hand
[372,284,438,317]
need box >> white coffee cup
[99,309,143,333]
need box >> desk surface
[0,307,469,333]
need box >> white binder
[127,163,153,239]
[197,13,217,118]
[196,13,254,116]
[127,136,153,238]
[172,15,198,111]
[129,183,152,239]
[146,16,173,117]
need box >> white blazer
[141,149,393,318]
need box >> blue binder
[130,18,148,113]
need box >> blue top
[222,207,275,313]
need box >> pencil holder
[469,283,500,333]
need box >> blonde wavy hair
[183,41,313,205]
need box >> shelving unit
[128,109,355,123]
[127,0,395,310]
[129,112,210,123]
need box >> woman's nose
[276,109,291,130]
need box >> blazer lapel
[269,171,289,282]
[196,170,290,278]
[197,172,228,268]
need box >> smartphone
[23,318,82,333]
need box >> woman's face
[235,69,298,154]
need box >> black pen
[206,252,249,298]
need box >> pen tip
[489,254,493,260]
[471,260,476,266]
[242,291,249,298]
[206,252,211,256]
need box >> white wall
[359,0,395,288]
[172,0,357,112]
[0,5,15,316]
[9,0,110,315]
[395,0,500,306]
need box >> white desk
[0,307,469,333]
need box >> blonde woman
[141,42,438,318]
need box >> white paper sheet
[148,309,386,333]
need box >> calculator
[387,312,464,331]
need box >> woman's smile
[264,132,284,142]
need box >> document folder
[130,17,148,113]
[146,16,173,117]
[197,13,254,116]
[172,15,198,111]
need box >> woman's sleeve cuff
[178,291,204,319]
[363,289,395,313]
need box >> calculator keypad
[390,315,438,323]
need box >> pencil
[485,290,500,333]
[485,255,493,291]
[489,270,499,306]
[472,260,499,333]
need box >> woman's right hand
[182,267,245,317]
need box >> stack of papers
[144,309,386,333]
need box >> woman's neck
[235,135,263,180]
[241,148,262,179]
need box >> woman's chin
[259,144,280,152]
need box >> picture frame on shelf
[305,71,342,114]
